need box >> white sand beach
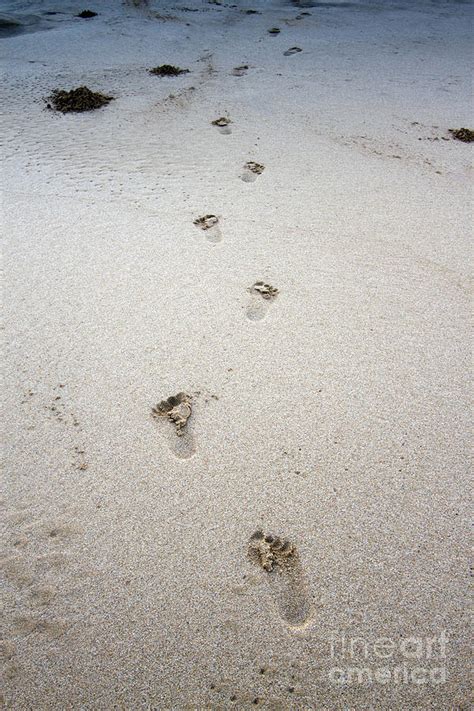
[1,0,472,708]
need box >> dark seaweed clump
[449,128,474,143]
[47,86,113,113]
[76,10,97,18]
[149,64,189,77]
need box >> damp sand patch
[46,86,113,112]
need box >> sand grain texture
[1,0,471,708]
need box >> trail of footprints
[1,507,82,688]
[17,7,313,640]
[148,83,307,627]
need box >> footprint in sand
[152,392,195,459]
[241,161,265,183]
[248,531,313,628]
[11,615,68,639]
[246,281,278,321]
[193,214,222,242]
[211,116,232,135]
[284,46,302,56]
[231,65,249,77]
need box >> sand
[1,0,472,708]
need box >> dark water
[0,13,48,38]
[290,1,357,6]
[289,0,473,6]
[0,16,25,37]
[1,0,471,38]
[0,9,63,39]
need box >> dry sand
[1,0,472,708]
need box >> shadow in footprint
[231,65,249,77]
[246,281,278,321]
[284,46,302,56]
[248,531,313,628]
[193,214,222,243]
[241,161,265,183]
[152,392,195,459]
[212,116,232,135]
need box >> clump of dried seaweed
[449,128,474,143]
[76,10,97,18]
[149,64,189,77]
[47,86,113,112]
